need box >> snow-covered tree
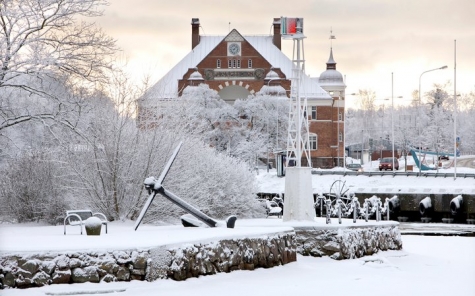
[152,84,289,167]
[456,91,475,153]
[419,87,454,156]
[57,79,264,222]
[233,94,289,166]
[346,86,475,157]
[0,0,117,131]
[0,150,67,223]
[142,137,265,224]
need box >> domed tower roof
[318,48,346,92]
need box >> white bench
[63,210,108,235]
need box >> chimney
[191,18,200,49]
[273,18,281,50]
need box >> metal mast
[281,17,314,222]
[286,33,311,167]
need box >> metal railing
[311,170,475,179]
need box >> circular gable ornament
[228,43,240,56]
[254,68,265,80]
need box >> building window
[232,59,237,68]
[237,59,241,68]
[217,59,221,68]
[311,106,317,120]
[338,111,342,121]
[309,134,317,150]
[228,60,232,68]
[248,59,252,68]
[339,132,343,142]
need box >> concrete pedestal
[283,167,315,221]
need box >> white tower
[281,17,314,222]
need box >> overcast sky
[91,0,474,108]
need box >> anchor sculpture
[134,141,237,231]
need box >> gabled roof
[144,33,331,101]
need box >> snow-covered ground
[0,218,402,254]
[0,220,296,254]
[257,156,475,195]
[1,223,474,296]
[1,156,474,295]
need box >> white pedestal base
[283,167,315,222]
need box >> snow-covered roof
[145,34,331,101]
[319,69,345,86]
[145,36,223,99]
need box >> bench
[64,210,108,235]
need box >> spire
[326,48,336,70]
[327,28,337,70]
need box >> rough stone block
[71,266,99,283]
[32,271,50,286]
[51,269,71,284]
[116,266,130,281]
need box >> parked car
[379,157,399,171]
[257,199,282,218]
[346,163,364,172]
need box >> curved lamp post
[417,65,447,175]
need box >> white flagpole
[453,39,457,180]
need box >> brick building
[138,18,346,168]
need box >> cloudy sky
[91,0,474,108]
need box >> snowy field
[1,226,474,296]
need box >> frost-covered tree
[233,94,289,165]
[0,0,117,131]
[456,91,475,153]
[143,137,265,224]
[153,84,289,167]
[346,86,475,157]
[345,90,378,150]
[420,87,454,156]
[58,79,264,222]
[0,151,67,223]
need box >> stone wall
[0,224,402,290]
[294,225,402,259]
[0,233,296,289]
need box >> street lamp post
[330,91,341,167]
[391,73,395,171]
[390,75,405,171]
[453,40,457,180]
[417,65,448,175]
[337,94,341,167]
[266,71,281,173]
